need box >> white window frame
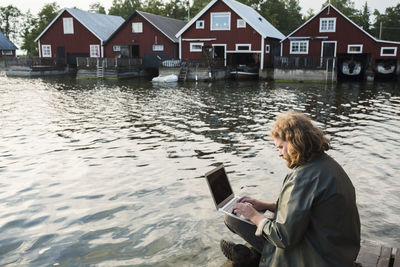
[211,12,231,31]
[152,44,164,51]
[41,45,51,57]
[190,42,203,52]
[290,40,309,54]
[237,19,246,28]
[113,45,121,52]
[235,44,251,51]
[63,17,74,34]
[380,47,397,56]
[132,22,143,33]
[90,44,100,58]
[1,50,13,56]
[196,20,204,29]
[265,44,270,54]
[347,44,363,54]
[319,17,336,32]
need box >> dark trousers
[224,215,266,254]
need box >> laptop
[205,164,254,224]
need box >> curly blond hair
[271,111,330,168]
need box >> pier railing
[76,57,142,69]
[160,58,225,69]
[273,56,336,70]
[1,57,65,68]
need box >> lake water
[1,74,399,266]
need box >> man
[221,110,360,266]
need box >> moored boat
[375,62,395,75]
[230,64,259,80]
[342,60,362,76]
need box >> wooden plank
[393,248,400,267]
[377,246,392,267]
[355,241,381,267]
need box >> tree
[322,0,357,21]
[89,2,106,14]
[141,0,165,16]
[303,8,315,21]
[352,1,371,32]
[108,0,141,19]
[164,0,188,20]
[20,10,38,56]
[0,5,22,41]
[20,3,60,56]
[257,0,303,35]
[190,0,209,20]
[372,3,400,41]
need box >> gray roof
[35,8,124,42]
[136,11,187,43]
[176,0,285,40]
[0,31,17,50]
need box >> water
[1,74,399,266]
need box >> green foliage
[189,0,209,19]
[20,2,60,56]
[108,0,141,19]
[89,2,106,14]
[372,4,400,41]
[0,5,22,41]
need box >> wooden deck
[221,240,400,267]
[355,240,400,267]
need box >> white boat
[342,60,362,76]
[375,63,395,75]
[151,74,178,83]
[230,65,259,80]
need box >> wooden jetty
[221,240,400,267]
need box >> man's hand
[237,196,276,212]
[232,202,265,226]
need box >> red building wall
[282,7,400,61]
[105,14,179,59]
[180,1,272,65]
[0,50,16,58]
[38,10,101,59]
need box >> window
[211,12,230,31]
[237,19,246,28]
[236,44,251,51]
[380,47,397,56]
[290,41,309,54]
[196,20,204,29]
[42,45,51,57]
[152,44,164,51]
[190,42,203,52]
[1,50,13,56]
[132,22,143,33]
[347,44,363,54]
[320,18,336,32]
[90,45,100,58]
[265,44,270,53]
[113,45,121,52]
[63,17,74,34]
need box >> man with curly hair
[221,110,360,267]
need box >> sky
[0,0,398,16]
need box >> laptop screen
[205,165,233,207]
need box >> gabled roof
[0,31,18,50]
[175,0,285,40]
[106,10,186,44]
[282,4,400,45]
[35,8,124,42]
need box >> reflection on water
[1,75,399,266]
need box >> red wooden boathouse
[280,4,400,79]
[175,0,285,71]
[35,8,124,66]
[105,11,186,69]
[0,31,17,58]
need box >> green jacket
[260,153,360,267]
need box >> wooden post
[379,22,383,40]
